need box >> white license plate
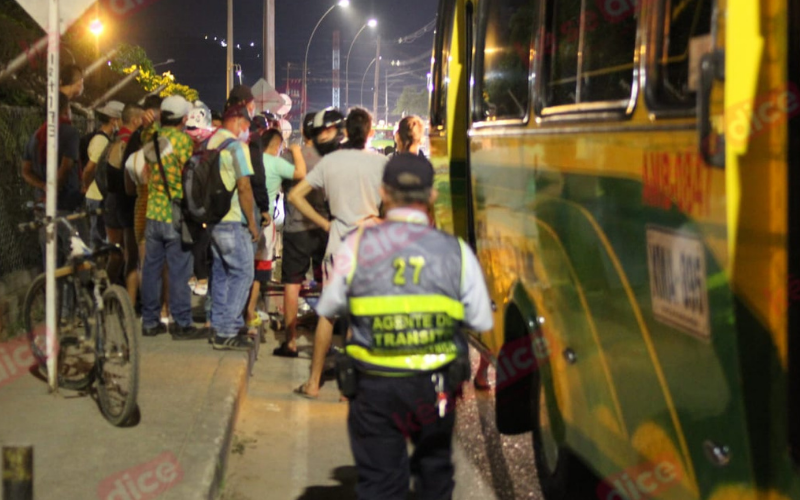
[646,226,710,340]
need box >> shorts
[254,223,277,282]
[282,229,327,285]
[104,193,136,229]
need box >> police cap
[383,153,434,191]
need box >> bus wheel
[532,372,598,499]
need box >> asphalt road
[220,323,543,500]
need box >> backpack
[182,138,238,225]
[79,130,110,169]
[94,141,114,198]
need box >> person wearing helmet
[287,107,388,397]
[272,113,331,358]
[309,107,346,156]
[185,101,217,298]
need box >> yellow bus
[429,0,800,498]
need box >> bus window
[540,0,637,110]
[646,0,713,110]
[475,0,536,122]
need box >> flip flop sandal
[293,383,318,399]
[273,342,299,358]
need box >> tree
[393,86,429,117]
[112,44,199,102]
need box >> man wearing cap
[205,98,260,351]
[315,153,493,499]
[139,95,205,340]
[83,100,124,247]
[228,85,271,228]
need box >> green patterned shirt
[143,125,193,223]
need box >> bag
[153,132,194,246]
[95,139,125,198]
[182,138,238,225]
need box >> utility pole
[227,0,234,97]
[332,31,340,108]
[385,68,388,124]
[373,35,380,121]
[263,0,275,86]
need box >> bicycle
[18,209,140,427]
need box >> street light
[89,19,104,36]
[360,56,379,108]
[345,18,377,110]
[153,58,175,68]
[303,0,349,116]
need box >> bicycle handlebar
[17,209,103,233]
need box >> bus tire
[495,303,535,435]
[532,367,598,498]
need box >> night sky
[103,0,438,114]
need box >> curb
[163,350,252,500]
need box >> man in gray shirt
[287,107,388,397]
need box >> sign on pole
[252,78,284,114]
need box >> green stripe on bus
[349,295,465,320]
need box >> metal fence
[0,105,88,276]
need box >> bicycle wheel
[23,273,95,390]
[96,285,139,426]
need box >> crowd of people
[22,67,431,353]
[22,65,497,499]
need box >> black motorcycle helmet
[310,108,345,156]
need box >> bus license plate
[645,226,710,340]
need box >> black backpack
[182,138,238,225]
[94,140,114,198]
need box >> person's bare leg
[106,227,124,284]
[475,355,491,389]
[301,316,334,396]
[124,228,138,305]
[283,283,301,351]
[246,280,261,325]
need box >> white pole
[45,0,60,393]
[373,35,380,120]
[227,0,233,97]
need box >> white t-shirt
[304,148,387,256]
[85,134,110,201]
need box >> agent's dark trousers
[348,372,456,500]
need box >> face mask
[238,121,250,143]
[313,133,342,156]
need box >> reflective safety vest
[345,218,470,375]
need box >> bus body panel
[431,0,800,497]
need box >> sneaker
[142,323,168,337]
[212,334,254,351]
[194,280,208,296]
[171,325,208,341]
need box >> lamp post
[360,56,378,108]
[345,18,377,111]
[303,0,349,116]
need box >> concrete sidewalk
[0,332,252,500]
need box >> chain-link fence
[0,106,88,341]
[0,105,88,276]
